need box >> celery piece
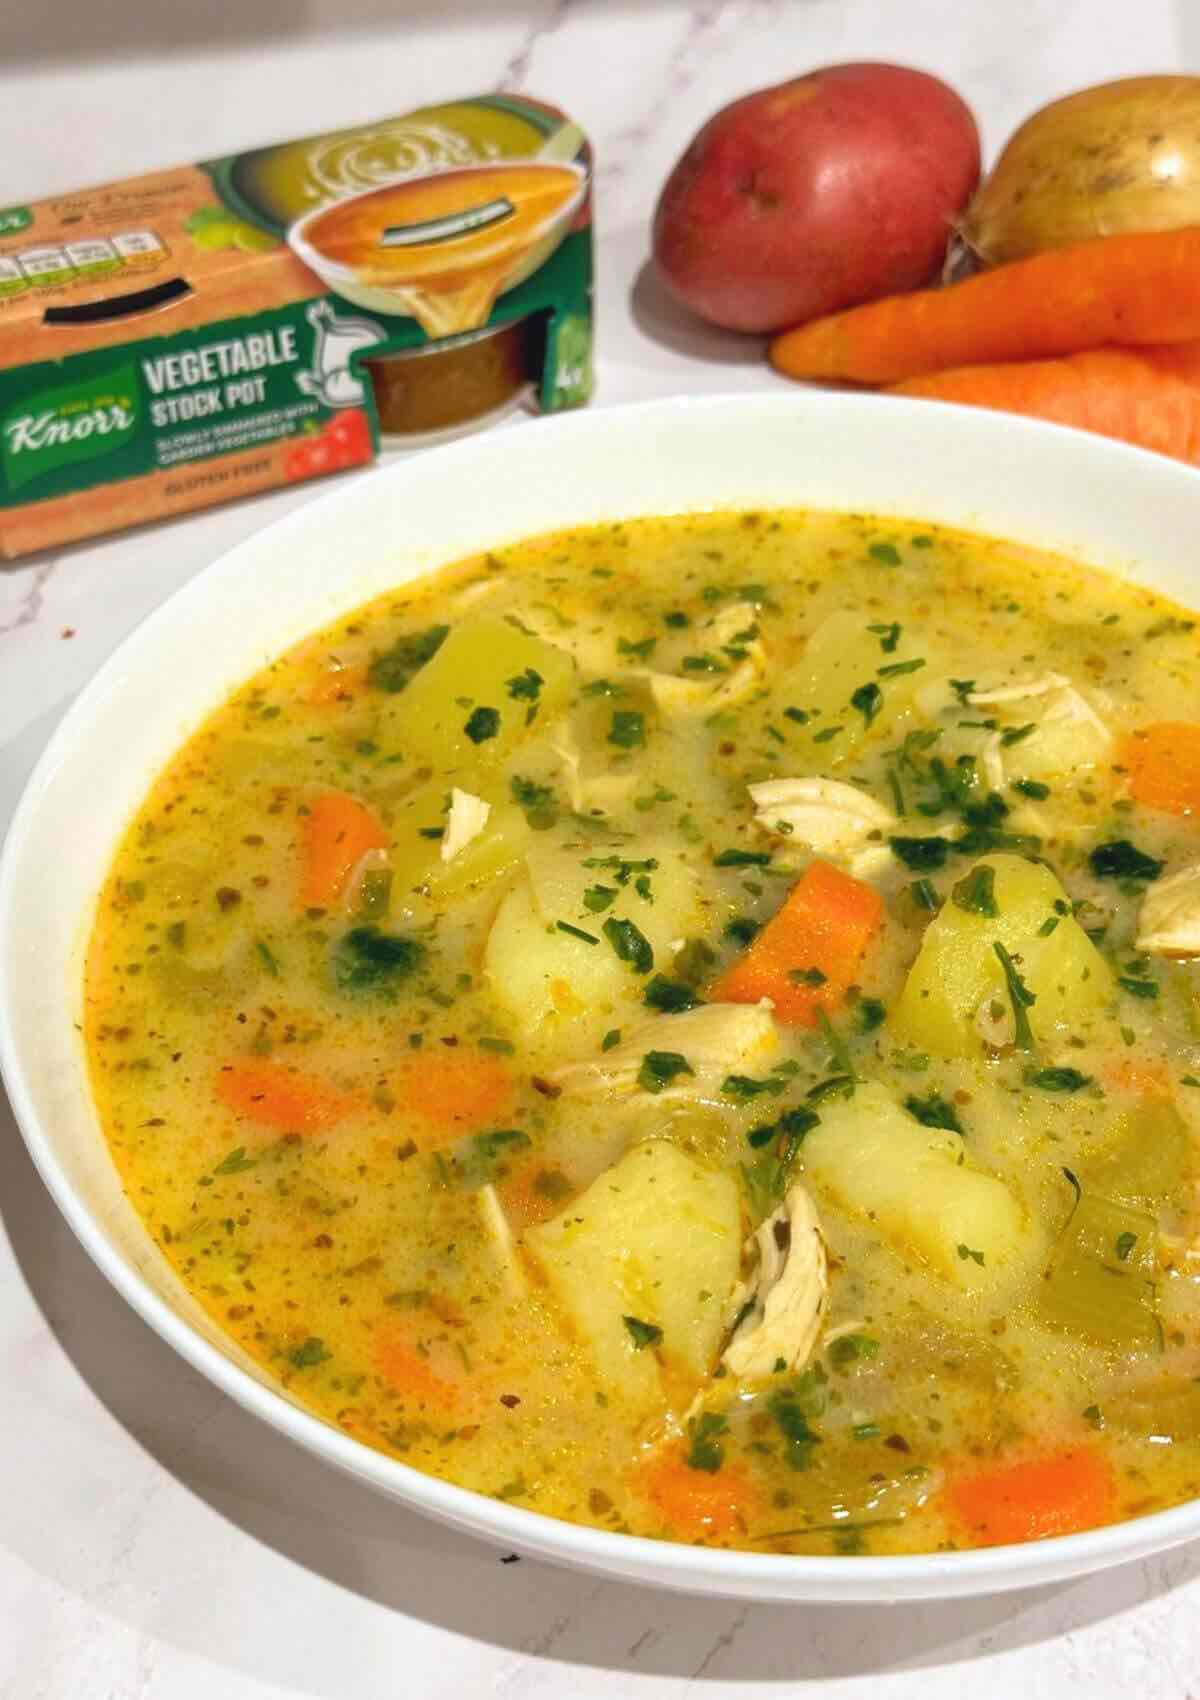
[1039,1192,1159,1352]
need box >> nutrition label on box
[3,231,168,293]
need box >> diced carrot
[946,1447,1117,1547]
[305,663,368,706]
[215,1057,352,1133]
[634,1442,758,1541]
[1105,1056,1171,1098]
[394,1050,516,1150]
[372,1315,477,1415]
[1119,723,1200,817]
[709,859,885,1026]
[299,789,389,908]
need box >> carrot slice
[394,1050,515,1150]
[947,1447,1117,1547]
[215,1057,352,1133]
[1119,723,1200,817]
[305,663,368,706]
[709,859,884,1026]
[634,1443,757,1541]
[299,789,389,908]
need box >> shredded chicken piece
[440,788,491,862]
[550,723,636,814]
[722,1183,828,1380]
[637,606,767,718]
[748,778,895,876]
[553,1002,779,1099]
[967,672,1111,788]
[1136,863,1200,957]
[478,1184,525,1298]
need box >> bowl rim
[6,389,1200,1600]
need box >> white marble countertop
[4,3,1200,1695]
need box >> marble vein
[0,555,58,638]
[497,0,577,93]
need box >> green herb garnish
[604,916,654,974]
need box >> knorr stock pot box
[0,96,593,558]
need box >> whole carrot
[888,342,1200,465]
[770,228,1200,384]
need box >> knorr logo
[3,362,139,492]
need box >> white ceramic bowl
[4,393,1200,1602]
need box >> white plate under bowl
[4,393,1200,1602]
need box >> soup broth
[86,510,1200,1556]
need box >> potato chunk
[523,1141,742,1407]
[380,615,574,771]
[891,853,1111,1057]
[801,1084,1032,1292]
[771,611,925,766]
[485,836,702,1044]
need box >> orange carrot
[710,859,884,1026]
[305,663,368,706]
[889,343,1200,465]
[496,1159,573,1228]
[635,1443,758,1541]
[372,1321,473,1414]
[1105,1055,1172,1098]
[1119,722,1200,816]
[394,1050,515,1149]
[299,789,388,908]
[947,1447,1116,1547]
[215,1057,352,1132]
[770,228,1200,385]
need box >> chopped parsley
[366,624,449,692]
[1115,1232,1138,1262]
[608,710,646,749]
[556,919,599,944]
[603,916,654,974]
[622,1315,663,1350]
[1028,1067,1093,1093]
[956,1244,985,1267]
[850,681,883,727]
[878,657,925,678]
[713,848,771,867]
[993,941,1036,1051]
[686,1410,728,1473]
[331,927,425,997]
[582,883,617,913]
[857,997,886,1032]
[868,621,901,653]
[904,1093,964,1134]
[1089,839,1164,882]
[510,774,558,829]
[868,542,901,567]
[617,636,657,661]
[890,835,952,872]
[952,865,998,917]
[506,667,543,701]
[287,1337,332,1370]
[463,705,500,744]
[1013,778,1050,800]
[643,975,699,1013]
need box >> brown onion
[962,75,1200,266]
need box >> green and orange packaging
[0,96,593,559]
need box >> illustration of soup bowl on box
[288,156,588,338]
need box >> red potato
[652,63,980,333]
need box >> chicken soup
[85,510,1200,1555]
